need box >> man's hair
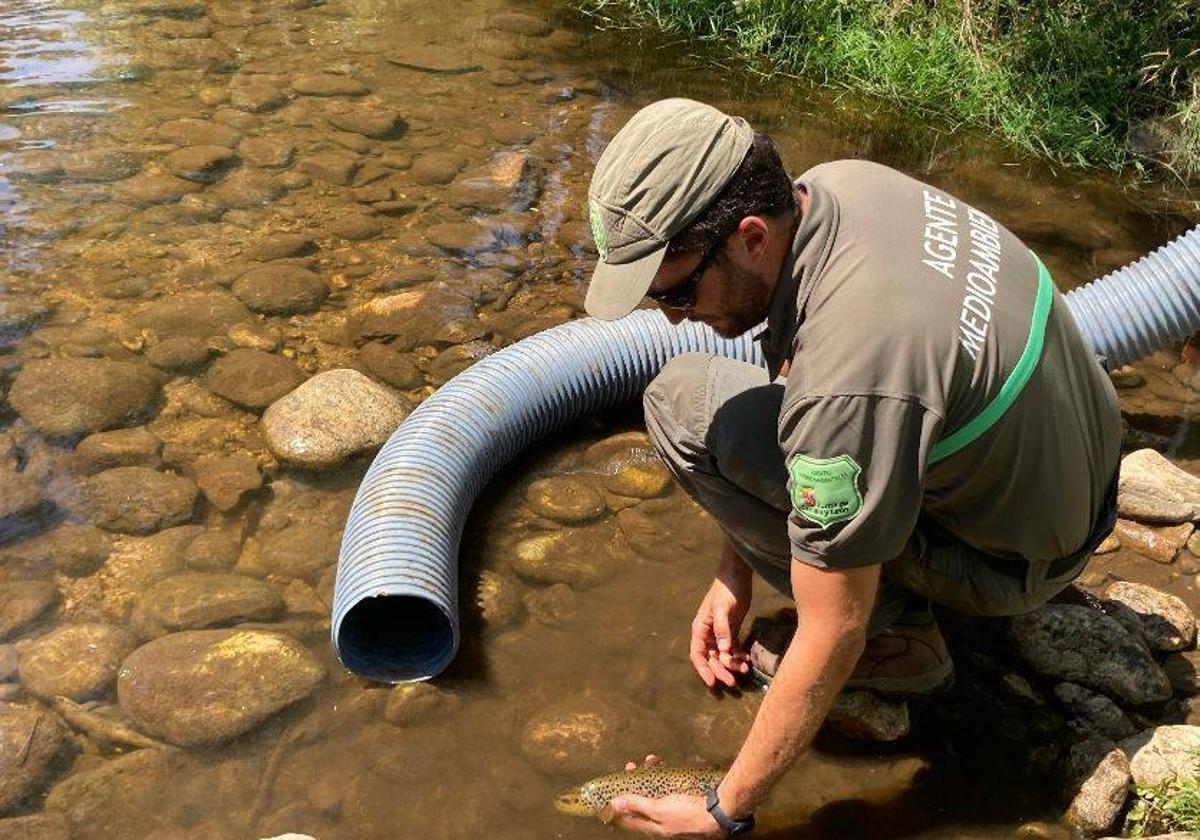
[667,133,796,256]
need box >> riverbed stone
[489,12,552,36]
[145,336,210,371]
[425,222,495,254]
[344,289,475,350]
[329,214,382,241]
[602,461,673,499]
[248,523,340,581]
[205,349,305,410]
[230,78,288,113]
[116,172,202,205]
[1065,739,1131,835]
[1164,650,1200,695]
[238,135,296,169]
[1121,725,1200,786]
[1118,449,1200,524]
[0,813,70,840]
[384,46,482,74]
[43,746,184,838]
[0,525,112,578]
[132,572,284,638]
[428,341,492,385]
[1105,581,1197,652]
[826,691,910,741]
[1010,604,1172,706]
[0,705,68,813]
[329,107,405,139]
[192,453,262,511]
[8,359,163,438]
[131,291,250,341]
[117,628,325,746]
[74,467,198,534]
[1054,682,1136,739]
[299,152,359,186]
[1115,518,1193,564]
[0,648,16,682]
[0,582,58,642]
[355,342,423,390]
[184,528,242,573]
[60,150,140,182]
[411,152,466,185]
[19,624,136,700]
[75,428,162,473]
[292,73,369,96]
[157,117,240,147]
[163,145,238,183]
[233,264,328,315]
[246,234,316,262]
[209,170,286,209]
[262,369,409,470]
[510,525,620,589]
[0,470,42,527]
[520,690,651,776]
[525,476,606,524]
[524,582,577,627]
[384,683,461,727]
[0,298,51,347]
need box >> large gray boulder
[1010,604,1171,706]
[117,629,325,746]
[7,359,162,438]
[1118,449,1200,524]
[1105,581,1197,652]
[262,369,409,469]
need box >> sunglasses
[646,242,722,311]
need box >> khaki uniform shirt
[762,160,1122,570]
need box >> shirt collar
[757,178,837,378]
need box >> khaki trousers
[643,353,1104,635]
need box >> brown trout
[555,766,726,822]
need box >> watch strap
[705,787,755,837]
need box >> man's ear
[735,215,770,260]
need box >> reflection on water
[0,0,1196,837]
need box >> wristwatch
[705,787,755,837]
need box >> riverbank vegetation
[581,0,1200,179]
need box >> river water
[1,0,1199,838]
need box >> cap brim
[584,245,667,320]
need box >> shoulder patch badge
[787,453,863,527]
[588,199,609,262]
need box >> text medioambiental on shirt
[919,188,1007,361]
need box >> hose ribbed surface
[332,310,764,681]
[1063,225,1200,368]
[334,224,1200,683]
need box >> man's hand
[609,793,722,839]
[689,545,753,688]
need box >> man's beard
[711,263,772,338]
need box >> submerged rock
[521,690,655,776]
[524,582,577,626]
[0,581,59,642]
[19,624,136,701]
[1118,449,1200,524]
[130,292,250,341]
[475,570,524,632]
[0,525,112,578]
[329,107,405,139]
[384,683,460,726]
[826,691,909,741]
[344,289,475,351]
[74,466,198,534]
[1010,604,1171,706]
[1120,725,1200,787]
[524,476,606,524]
[233,264,328,315]
[43,747,184,838]
[132,572,284,637]
[8,359,163,438]
[355,342,423,390]
[1105,581,1197,652]
[163,145,238,183]
[117,629,325,746]
[0,813,71,840]
[192,453,262,511]
[0,705,69,812]
[75,428,162,473]
[249,523,341,582]
[205,349,306,410]
[292,73,369,96]
[510,525,621,589]
[145,336,210,371]
[262,369,410,470]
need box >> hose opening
[337,595,453,682]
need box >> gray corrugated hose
[333,224,1200,683]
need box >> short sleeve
[779,393,941,569]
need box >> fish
[555,766,726,823]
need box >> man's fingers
[713,608,733,653]
[706,651,739,687]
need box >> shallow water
[1,0,1199,838]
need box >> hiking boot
[845,622,954,697]
[746,613,954,697]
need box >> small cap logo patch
[588,199,609,262]
[788,454,863,527]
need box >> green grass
[1126,748,1200,836]
[580,0,1200,176]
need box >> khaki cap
[584,98,755,319]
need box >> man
[582,98,1121,838]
